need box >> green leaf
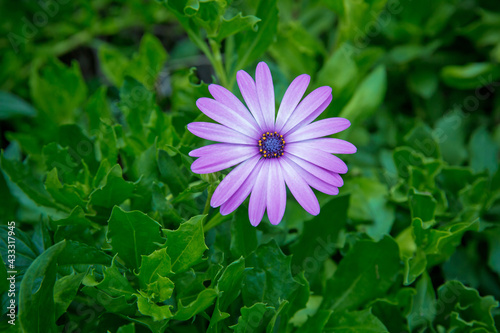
[469,126,499,175]
[99,34,167,89]
[435,281,499,332]
[137,247,172,289]
[230,302,275,333]
[163,215,208,273]
[57,240,113,268]
[211,12,260,43]
[174,288,218,320]
[45,168,87,209]
[333,0,388,46]
[434,111,468,165]
[119,77,155,134]
[440,62,500,90]
[408,272,435,331]
[89,164,136,208]
[339,65,387,124]
[157,148,189,196]
[408,68,438,99]
[19,240,66,333]
[1,152,68,214]
[208,258,246,330]
[323,308,388,332]
[125,34,168,89]
[84,258,136,299]
[107,206,164,269]
[29,58,87,124]
[98,45,129,87]
[409,189,437,223]
[321,236,401,311]
[54,272,85,319]
[234,0,278,71]
[345,178,395,241]
[116,323,136,333]
[230,209,258,258]
[243,240,300,308]
[290,195,348,286]
[217,257,246,310]
[404,123,441,159]
[135,293,173,322]
[0,91,36,119]
[316,44,358,113]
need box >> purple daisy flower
[188,62,356,226]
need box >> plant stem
[209,39,229,88]
[202,185,215,216]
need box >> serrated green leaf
[107,206,164,269]
[409,189,437,223]
[163,215,208,273]
[137,248,172,290]
[89,164,136,208]
[231,302,275,333]
[435,281,499,332]
[45,168,87,208]
[211,12,260,43]
[243,240,300,308]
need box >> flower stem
[203,185,215,216]
[209,39,229,88]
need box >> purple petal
[249,160,269,226]
[266,160,286,225]
[301,94,333,127]
[187,122,255,145]
[286,143,348,174]
[208,84,260,130]
[219,162,263,216]
[297,138,357,154]
[255,62,275,131]
[275,74,310,133]
[279,158,320,215]
[211,155,261,207]
[286,118,351,142]
[293,163,339,195]
[196,98,260,137]
[280,86,332,135]
[286,155,343,187]
[190,145,258,174]
[237,70,266,131]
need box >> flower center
[258,131,285,159]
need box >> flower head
[188,62,356,226]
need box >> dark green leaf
[163,215,208,273]
[19,241,66,333]
[321,236,401,311]
[107,206,164,269]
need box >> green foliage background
[1,0,500,332]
